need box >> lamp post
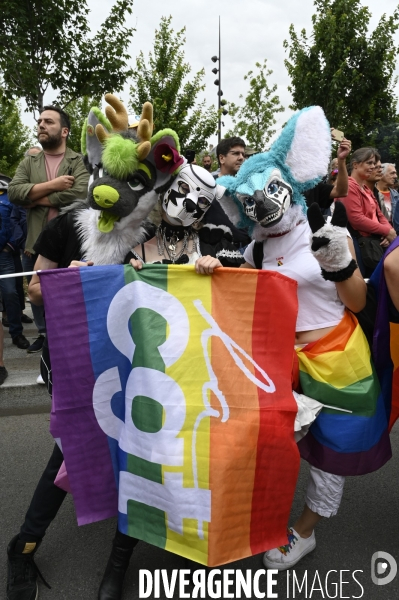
[211,17,228,144]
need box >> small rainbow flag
[40,264,299,566]
[296,310,392,476]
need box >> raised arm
[329,138,351,199]
[334,239,367,312]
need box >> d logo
[371,552,397,586]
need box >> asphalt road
[0,414,398,600]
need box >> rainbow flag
[369,237,399,432]
[389,323,399,429]
[40,264,299,566]
[297,310,392,476]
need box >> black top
[304,183,334,210]
[204,199,250,247]
[126,220,245,268]
[33,212,83,268]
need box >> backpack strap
[252,241,264,270]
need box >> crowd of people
[1,99,399,600]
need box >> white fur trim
[74,190,159,265]
[285,107,331,183]
[253,205,304,241]
[202,223,232,235]
[216,248,242,259]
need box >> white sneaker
[263,527,316,570]
[36,374,45,385]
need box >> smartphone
[331,128,344,142]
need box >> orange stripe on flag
[208,268,259,566]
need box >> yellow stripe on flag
[298,322,372,389]
[164,266,212,563]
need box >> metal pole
[0,271,38,280]
[218,16,221,144]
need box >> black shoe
[7,535,50,600]
[12,335,30,350]
[21,314,33,324]
[98,532,138,600]
[0,365,8,385]
[27,335,44,354]
[2,317,9,327]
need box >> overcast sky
[26,0,399,147]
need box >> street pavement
[1,309,50,415]
[1,413,398,600]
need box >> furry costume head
[218,106,331,240]
[81,94,184,233]
[67,94,186,266]
[161,164,222,226]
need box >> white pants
[305,465,345,517]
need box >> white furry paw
[307,202,357,281]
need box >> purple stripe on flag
[298,429,392,476]
[40,269,118,524]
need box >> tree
[364,121,399,167]
[225,60,284,152]
[65,96,102,154]
[0,0,134,115]
[284,0,399,149]
[0,91,32,177]
[129,16,218,153]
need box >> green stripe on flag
[127,499,167,548]
[299,367,380,417]
[123,264,169,545]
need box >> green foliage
[0,0,135,114]
[196,150,218,172]
[64,96,102,154]
[366,121,399,167]
[129,16,218,154]
[284,0,399,149]
[0,90,32,177]
[225,60,284,152]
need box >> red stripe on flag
[250,270,300,554]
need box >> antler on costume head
[137,102,153,161]
[95,93,129,143]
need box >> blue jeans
[0,249,24,339]
[22,252,46,334]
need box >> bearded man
[8,105,89,353]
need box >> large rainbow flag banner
[40,265,300,566]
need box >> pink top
[44,152,65,222]
[44,152,64,181]
[337,177,391,237]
